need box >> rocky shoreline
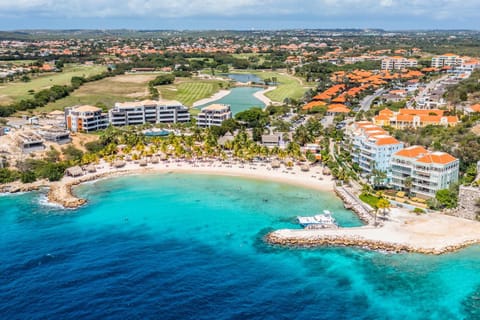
[265,231,480,255]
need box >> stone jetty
[334,185,375,225]
[265,209,480,255]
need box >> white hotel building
[390,146,459,198]
[347,122,404,176]
[196,104,232,128]
[431,54,463,68]
[381,56,418,70]
[108,99,190,127]
[65,105,109,133]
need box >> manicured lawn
[359,194,380,207]
[157,78,229,107]
[40,75,229,113]
[0,64,106,105]
[230,70,312,102]
[41,73,156,112]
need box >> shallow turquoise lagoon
[197,86,265,115]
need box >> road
[359,88,386,111]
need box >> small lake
[197,86,265,115]
[222,73,263,83]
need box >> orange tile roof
[327,104,350,113]
[332,95,347,103]
[416,152,457,164]
[374,115,390,121]
[470,104,480,112]
[399,109,444,116]
[379,108,394,116]
[420,115,442,122]
[303,101,327,110]
[312,93,332,101]
[372,135,400,146]
[394,146,428,158]
[396,114,414,122]
[447,116,459,123]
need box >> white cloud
[0,0,478,24]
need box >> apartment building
[373,108,458,129]
[65,105,108,133]
[431,54,463,68]
[390,146,459,198]
[347,122,404,176]
[196,104,232,128]
[109,99,190,127]
[381,56,418,70]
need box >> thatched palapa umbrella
[271,160,281,168]
[114,160,126,168]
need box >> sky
[0,0,479,30]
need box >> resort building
[14,131,45,153]
[347,122,404,177]
[196,104,232,128]
[38,127,71,144]
[431,54,463,68]
[381,56,418,70]
[373,108,459,129]
[390,146,459,199]
[65,105,109,133]
[108,99,190,127]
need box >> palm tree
[404,177,413,197]
[376,198,391,219]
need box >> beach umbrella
[271,160,281,168]
[301,164,310,172]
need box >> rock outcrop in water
[48,182,87,208]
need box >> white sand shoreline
[192,89,231,107]
[254,86,277,106]
[44,159,334,208]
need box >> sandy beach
[46,158,334,208]
[192,89,231,107]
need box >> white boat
[297,210,337,229]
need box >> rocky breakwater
[48,182,86,208]
[265,224,480,255]
[0,180,47,193]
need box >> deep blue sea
[1,174,479,320]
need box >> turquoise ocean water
[1,173,479,319]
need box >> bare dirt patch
[110,74,157,83]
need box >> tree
[62,145,84,163]
[235,108,268,127]
[20,170,36,183]
[435,189,458,209]
[404,177,413,196]
[376,198,391,217]
[45,146,60,163]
